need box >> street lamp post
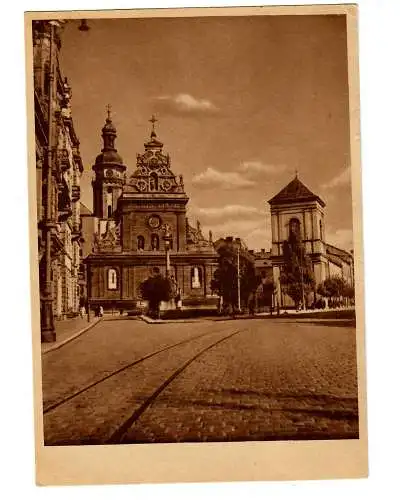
[86,263,91,323]
[162,223,172,277]
[237,244,241,313]
[299,242,306,311]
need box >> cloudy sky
[60,14,353,251]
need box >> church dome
[102,119,116,134]
[92,106,126,170]
[95,149,123,165]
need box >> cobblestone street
[42,317,359,445]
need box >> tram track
[43,323,241,415]
[43,325,247,445]
[107,327,244,444]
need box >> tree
[254,274,276,309]
[211,239,259,312]
[139,270,173,318]
[280,230,315,308]
[343,283,355,299]
[317,276,353,307]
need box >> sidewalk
[140,315,212,324]
[41,316,101,355]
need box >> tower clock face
[106,169,114,178]
[148,215,161,229]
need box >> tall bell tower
[92,105,126,220]
[268,174,328,307]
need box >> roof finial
[149,114,158,137]
[295,168,299,179]
[106,103,112,121]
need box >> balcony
[72,147,84,172]
[71,185,81,202]
[50,229,64,258]
[58,179,72,221]
[58,148,70,172]
[71,221,82,242]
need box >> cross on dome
[149,114,158,137]
[106,104,112,121]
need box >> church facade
[84,114,218,312]
[268,175,354,308]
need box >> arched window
[151,234,160,250]
[108,268,118,290]
[191,266,203,289]
[106,187,113,218]
[149,173,158,191]
[137,235,145,251]
[289,218,301,238]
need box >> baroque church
[83,112,218,312]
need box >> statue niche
[149,173,158,191]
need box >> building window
[108,268,118,290]
[319,219,323,240]
[289,218,301,238]
[191,266,203,289]
[106,187,113,218]
[151,234,160,250]
[137,235,145,251]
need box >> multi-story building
[32,20,84,340]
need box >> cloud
[204,220,269,250]
[153,93,219,116]
[322,167,351,189]
[326,228,354,252]
[239,161,287,175]
[192,167,256,189]
[245,227,271,251]
[195,204,264,219]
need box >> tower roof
[268,175,325,207]
[94,105,125,168]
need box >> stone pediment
[129,149,185,194]
[128,120,186,195]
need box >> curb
[42,318,102,355]
[139,315,211,324]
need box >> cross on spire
[149,114,158,135]
[106,104,112,120]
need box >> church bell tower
[92,105,126,220]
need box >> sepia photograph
[25,4,367,484]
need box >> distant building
[83,115,218,311]
[33,20,83,329]
[252,248,273,282]
[326,244,354,287]
[268,174,354,308]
